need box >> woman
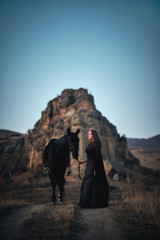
[77,130,109,208]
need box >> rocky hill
[0,88,159,184]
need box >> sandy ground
[0,205,43,240]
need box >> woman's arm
[77,159,87,164]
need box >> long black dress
[79,142,109,208]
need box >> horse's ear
[67,128,71,135]
[76,128,80,135]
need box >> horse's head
[67,128,80,160]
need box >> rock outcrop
[0,88,143,181]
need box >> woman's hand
[94,171,96,176]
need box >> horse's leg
[49,171,56,202]
[57,175,65,202]
[66,155,72,176]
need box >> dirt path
[0,203,123,240]
[68,206,124,240]
[0,205,43,240]
[0,177,124,240]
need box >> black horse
[42,128,80,203]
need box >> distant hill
[128,146,160,171]
[0,129,23,139]
[127,134,160,149]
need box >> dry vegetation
[110,179,160,240]
[20,202,77,240]
[122,186,160,228]
[0,192,30,208]
[0,191,31,218]
[0,176,81,240]
[1,174,160,240]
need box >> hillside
[0,129,23,139]
[128,147,160,171]
[127,135,160,171]
[127,134,160,148]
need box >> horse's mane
[56,134,68,144]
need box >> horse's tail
[42,138,57,176]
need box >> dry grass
[0,192,30,208]
[20,202,77,240]
[111,181,160,239]
[0,192,31,219]
[122,185,160,229]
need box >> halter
[67,134,79,154]
[67,135,74,152]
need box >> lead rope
[78,163,84,181]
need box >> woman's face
[88,131,93,141]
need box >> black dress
[79,142,109,208]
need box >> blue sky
[0,0,160,138]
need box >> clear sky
[0,0,160,138]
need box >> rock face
[0,88,141,180]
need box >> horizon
[1,0,160,138]
[0,127,159,140]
